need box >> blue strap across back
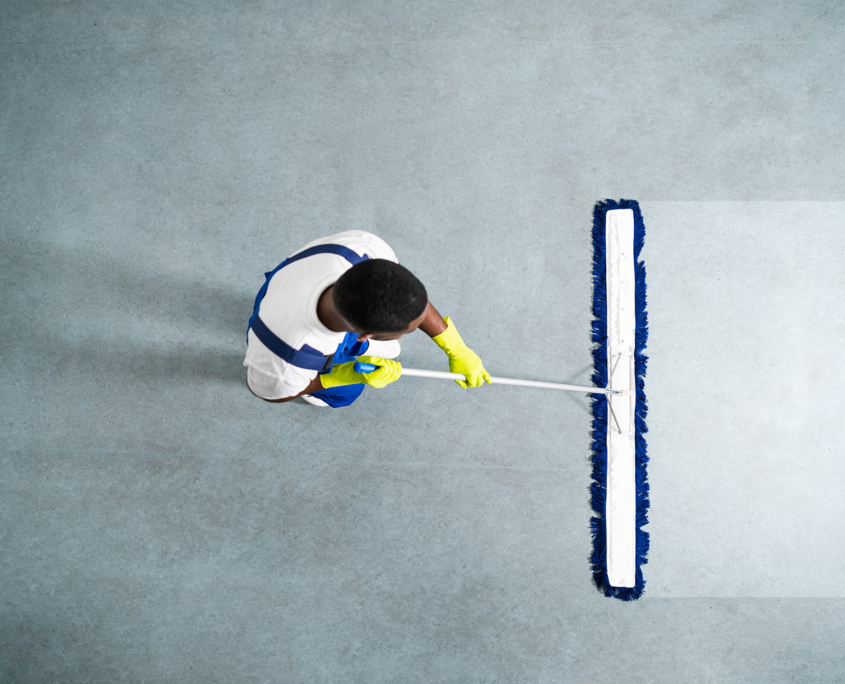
[246,244,369,372]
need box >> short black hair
[333,259,428,333]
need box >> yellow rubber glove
[432,316,492,388]
[319,355,402,389]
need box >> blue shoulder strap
[246,244,369,371]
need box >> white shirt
[243,231,398,400]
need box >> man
[244,230,490,407]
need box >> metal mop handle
[353,362,619,395]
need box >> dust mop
[589,199,649,600]
[355,199,649,599]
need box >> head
[332,259,428,341]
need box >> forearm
[418,300,448,338]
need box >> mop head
[590,199,649,600]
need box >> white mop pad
[604,208,637,588]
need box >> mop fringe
[589,198,649,601]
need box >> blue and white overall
[247,244,371,408]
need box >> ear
[356,333,372,342]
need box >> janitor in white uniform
[244,230,490,407]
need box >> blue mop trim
[589,198,649,601]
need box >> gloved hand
[432,316,492,388]
[319,355,402,389]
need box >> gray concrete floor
[3,2,845,682]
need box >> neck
[317,286,351,333]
